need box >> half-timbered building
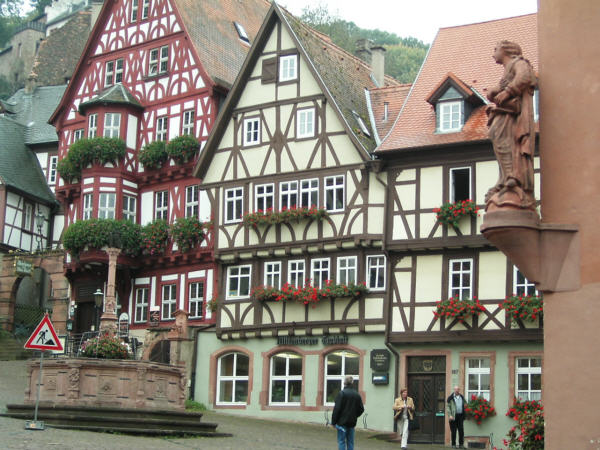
[48,0,269,363]
[373,14,542,445]
[192,4,401,428]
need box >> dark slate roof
[0,116,57,204]
[7,85,66,145]
[79,83,142,114]
[31,10,91,87]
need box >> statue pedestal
[481,209,579,292]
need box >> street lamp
[93,288,104,332]
[35,209,45,251]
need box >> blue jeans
[336,425,355,450]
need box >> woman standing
[393,388,415,450]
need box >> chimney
[25,74,37,94]
[90,0,103,30]
[371,45,386,87]
[355,39,373,65]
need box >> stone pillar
[100,247,121,332]
[538,1,600,449]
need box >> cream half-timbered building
[193,4,399,425]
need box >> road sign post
[23,313,64,431]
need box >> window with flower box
[449,258,472,299]
[255,183,274,212]
[300,178,318,208]
[82,193,93,219]
[513,267,538,296]
[227,265,251,299]
[280,181,298,209]
[311,258,330,289]
[189,281,204,319]
[103,113,121,138]
[156,116,168,141]
[217,352,249,405]
[182,110,195,135]
[224,187,243,223]
[324,350,359,405]
[288,260,305,288]
[337,256,357,285]
[185,185,199,217]
[325,175,344,212]
[88,113,98,138]
[155,190,168,220]
[149,45,168,76]
[270,352,302,405]
[243,117,260,146]
[264,262,281,289]
[516,357,542,401]
[466,357,491,401]
[161,284,177,320]
[134,287,148,323]
[98,193,116,219]
[450,167,471,203]
[366,255,385,290]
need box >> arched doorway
[149,339,171,364]
[12,267,52,338]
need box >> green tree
[29,0,52,16]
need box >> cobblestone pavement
[1,360,449,450]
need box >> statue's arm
[505,60,535,98]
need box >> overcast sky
[282,0,538,44]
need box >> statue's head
[497,40,523,58]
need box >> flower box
[434,199,479,229]
[500,294,543,322]
[252,281,367,307]
[465,395,496,425]
[243,206,328,228]
[433,296,486,323]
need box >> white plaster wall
[415,255,443,302]
[419,166,443,209]
[478,251,508,299]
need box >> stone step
[41,423,230,437]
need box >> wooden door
[75,301,95,333]
[408,374,446,443]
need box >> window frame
[513,266,538,296]
[185,185,199,217]
[48,155,58,185]
[269,352,303,406]
[156,116,168,141]
[255,183,274,212]
[216,352,250,405]
[182,109,195,135]
[105,60,114,87]
[448,258,473,299]
[439,100,463,132]
[324,350,360,406]
[243,117,260,147]
[226,264,252,300]
[88,113,98,138]
[311,258,330,289]
[296,108,315,139]
[337,256,357,285]
[279,54,298,82]
[288,260,305,288]
[515,356,542,401]
[141,0,150,20]
[155,190,168,220]
[280,180,298,210]
[98,192,116,219]
[325,175,345,212]
[300,178,318,208]
[82,193,93,220]
[450,166,472,203]
[131,0,139,21]
[122,195,137,222]
[149,44,168,76]
[264,261,281,289]
[224,187,243,224]
[22,202,33,232]
[73,128,84,142]
[134,286,148,323]
[161,283,177,321]
[188,280,204,319]
[465,357,491,401]
[366,255,386,291]
[103,112,121,138]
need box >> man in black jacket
[331,375,364,450]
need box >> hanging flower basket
[465,395,496,425]
[499,294,543,322]
[434,199,479,229]
[433,296,486,323]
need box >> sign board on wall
[370,349,391,371]
[14,258,34,276]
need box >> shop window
[217,352,249,405]
[270,352,302,405]
[324,350,359,405]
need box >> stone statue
[485,40,537,210]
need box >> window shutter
[261,57,277,84]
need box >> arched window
[269,352,302,405]
[324,350,360,405]
[216,352,249,405]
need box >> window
[466,358,491,401]
[83,193,93,219]
[270,352,302,405]
[224,187,243,223]
[449,258,472,299]
[161,284,177,320]
[185,185,199,217]
[23,203,33,231]
[311,258,330,289]
[227,265,251,299]
[288,260,305,288]
[439,100,462,131]
[98,193,116,219]
[141,0,150,20]
[367,255,385,290]
[255,184,274,212]
[280,181,298,209]
[353,111,371,137]
[134,287,148,323]
[115,58,123,83]
[156,116,168,141]
[264,262,281,289]
[383,102,389,121]
[149,45,168,76]
[48,155,58,184]
[233,22,249,44]
[297,108,315,138]
[131,0,138,21]
[450,167,471,203]
[189,281,204,319]
[513,267,537,296]
[123,195,136,222]
[516,357,542,401]
[217,352,249,405]
[88,113,98,138]
[104,59,123,87]
[155,190,168,220]
[103,113,121,138]
[533,88,539,122]
[73,129,84,142]
[182,110,195,135]
[324,350,359,405]
[279,55,297,82]
[243,117,260,146]
[325,175,344,212]
[337,256,357,285]
[300,178,318,208]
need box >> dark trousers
[449,413,464,446]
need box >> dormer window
[279,55,297,82]
[234,22,250,45]
[439,100,463,132]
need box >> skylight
[352,111,371,137]
[234,22,250,44]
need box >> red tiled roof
[377,13,538,152]
[369,84,411,141]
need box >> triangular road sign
[24,313,63,351]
